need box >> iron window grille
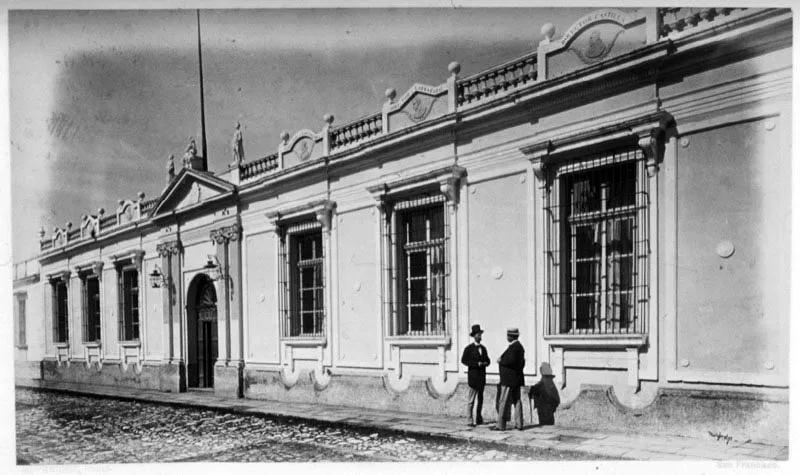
[52,279,69,343]
[543,148,650,335]
[82,275,102,343]
[118,266,140,341]
[16,296,27,347]
[384,194,451,337]
[278,220,326,338]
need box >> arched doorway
[187,275,218,389]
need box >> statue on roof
[232,122,245,166]
[166,154,175,184]
[183,137,198,168]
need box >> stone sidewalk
[17,380,789,462]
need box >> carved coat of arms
[570,25,625,64]
[294,138,314,161]
[401,95,437,123]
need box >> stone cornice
[520,109,673,180]
[13,274,40,288]
[109,250,145,270]
[366,165,467,201]
[73,260,105,278]
[267,199,337,231]
[46,270,72,282]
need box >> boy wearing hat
[461,324,490,426]
[528,362,560,426]
[492,327,525,431]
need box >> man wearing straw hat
[491,327,525,431]
[461,324,490,427]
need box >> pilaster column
[210,224,242,366]
[157,241,182,363]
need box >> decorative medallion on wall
[294,137,315,161]
[569,23,625,64]
[400,94,437,123]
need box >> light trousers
[495,385,523,430]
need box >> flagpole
[197,9,208,170]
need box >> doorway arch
[186,274,218,389]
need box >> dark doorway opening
[187,275,218,389]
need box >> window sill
[283,337,327,347]
[84,341,102,349]
[544,333,647,348]
[386,336,451,348]
[55,342,70,349]
[119,340,141,349]
[15,345,28,350]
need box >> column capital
[210,224,242,245]
[157,240,183,257]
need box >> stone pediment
[150,168,235,218]
[540,9,648,80]
[386,83,448,133]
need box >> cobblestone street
[16,389,608,463]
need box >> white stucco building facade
[13,7,791,443]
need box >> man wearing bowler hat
[461,324,490,427]
[492,327,525,431]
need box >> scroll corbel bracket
[314,201,336,232]
[633,111,672,178]
[638,130,660,178]
[438,176,459,204]
[91,261,104,278]
[437,167,466,208]
[531,159,547,183]
[522,140,552,185]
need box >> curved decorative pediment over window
[116,199,140,226]
[538,9,649,79]
[80,213,102,239]
[278,128,325,170]
[384,83,448,133]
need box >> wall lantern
[149,264,169,288]
[203,255,235,297]
[203,255,224,282]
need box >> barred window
[544,148,649,335]
[52,279,69,343]
[279,221,325,338]
[118,267,140,341]
[15,295,27,347]
[82,275,102,342]
[385,195,450,337]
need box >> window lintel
[521,110,672,180]
[110,250,144,270]
[73,260,104,279]
[367,165,466,204]
[46,270,71,282]
[267,199,336,231]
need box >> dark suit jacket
[461,343,490,389]
[498,340,525,387]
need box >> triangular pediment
[150,168,235,218]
